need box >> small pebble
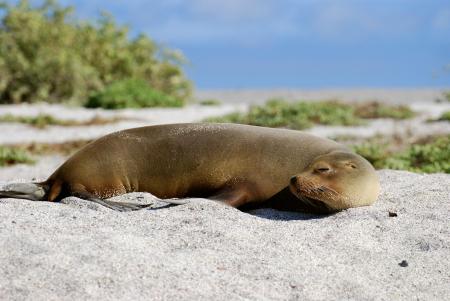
[389,211,398,217]
[399,260,408,267]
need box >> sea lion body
[49,123,345,203]
[1,123,380,213]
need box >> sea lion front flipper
[100,200,152,211]
[71,191,151,212]
[209,186,250,208]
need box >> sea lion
[0,123,380,213]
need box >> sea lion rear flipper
[71,191,151,212]
[0,182,46,202]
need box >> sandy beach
[0,88,449,300]
[1,170,449,300]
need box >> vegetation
[198,99,222,106]
[0,0,191,105]
[206,99,416,130]
[18,140,91,156]
[206,99,366,130]
[0,140,91,166]
[352,135,450,173]
[0,146,35,166]
[85,78,183,109]
[436,111,450,121]
[444,92,450,102]
[0,114,59,128]
[0,113,127,128]
[354,102,415,119]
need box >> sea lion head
[289,151,380,213]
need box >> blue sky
[21,1,450,88]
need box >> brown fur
[2,123,380,213]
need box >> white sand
[0,88,449,300]
[0,170,449,300]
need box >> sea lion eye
[316,167,330,173]
[346,163,357,169]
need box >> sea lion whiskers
[295,193,332,213]
[290,175,352,212]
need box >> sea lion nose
[290,176,297,185]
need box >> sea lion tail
[0,182,48,202]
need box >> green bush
[437,111,450,121]
[354,102,415,119]
[0,146,35,166]
[206,99,365,130]
[352,142,390,169]
[85,78,184,109]
[0,113,62,128]
[353,135,450,173]
[198,99,222,106]
[384,136,450,173]
[444,92,450,102]
[0,113,125,127]
[0,0,191,104]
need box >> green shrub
[444,92,450,102]
[0,0,191,104]
[437,111,450,121]
[354,102,415,119]
[0,113,126,127]
[206,99,365,130]
[0,146,35,166]
[0,114,61,128]
[352,142,390,169]
[384,136,450,173]
[17,140,92,156]
[353,135,450,173]
[85,78,184,109]
[198,99,222,106]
